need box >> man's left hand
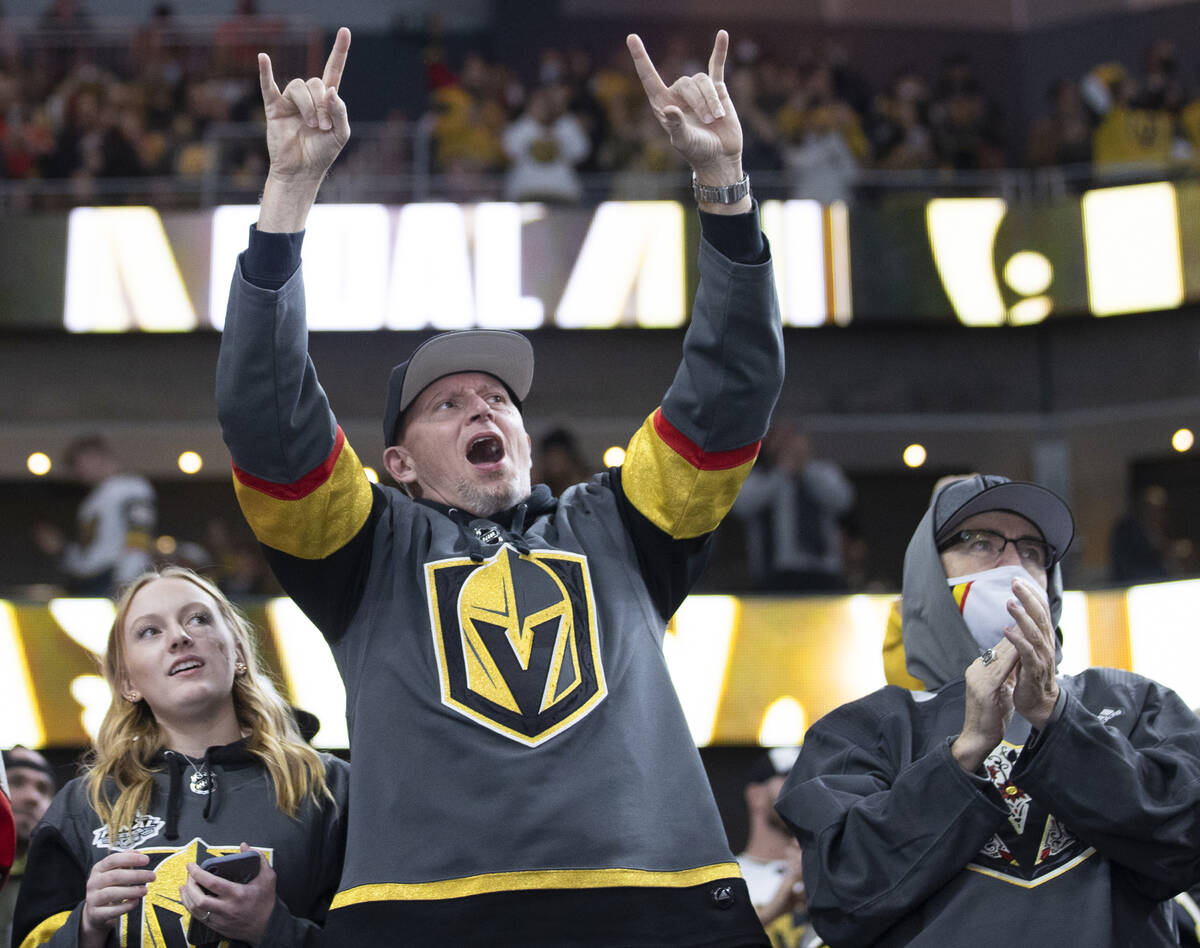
[1004,576,1060,728]
[626,30,744,191]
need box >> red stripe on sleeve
[232,427,346,501]
[650,409,760,471]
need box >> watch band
[692,171,751,205]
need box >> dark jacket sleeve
[216,230,379,642]
[1011,671,1200,901]
[612,207,782,619]
[775,691,1010,948]
[12,819,95,948]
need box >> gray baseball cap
[383,330,534,445]
[933,474,1074,563]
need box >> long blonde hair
[86,566,333,837]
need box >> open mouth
[169,659,204,676]
[467,435,504,466]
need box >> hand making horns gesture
[626,30,744,186]
[258,26,352,182]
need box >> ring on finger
[980,647,996,666]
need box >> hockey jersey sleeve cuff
[241,225,304,290]
[698,202,766,265]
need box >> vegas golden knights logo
[965,741,1095,888]
[426,544,607,746]
[111,838,265,947]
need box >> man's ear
[383,444,418,486]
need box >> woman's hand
[180,844,277,947]
[80,851,155,948]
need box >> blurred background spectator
[733,424,856,593]
[533,427,591,499]
[31,434,156,597]
[502,82,589,202]
[735,747,815,947]
[1110,484,1195,584]
[0,747,56,946]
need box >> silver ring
[202,910,212,923]
[980,647,996,666]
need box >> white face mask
[946,564,1049,652]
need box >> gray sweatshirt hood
[896,476,1068,692]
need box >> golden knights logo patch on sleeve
[426,543,607,747]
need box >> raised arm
[257,26,352,233]
[217,25,376,641]
[613,31,782,621]
[626,30,748,214]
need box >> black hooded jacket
[777,487,1200,947]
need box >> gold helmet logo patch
[427,544,606,746]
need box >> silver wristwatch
[692,171,751,205]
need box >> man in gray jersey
[217,25,782,947]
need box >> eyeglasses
[937,528,1055,569]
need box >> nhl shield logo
[426,544,607,746]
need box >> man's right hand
[952,639,1019,773]
[257,26,351,232]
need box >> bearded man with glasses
[775,474,1200,947]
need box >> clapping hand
[1005,575,1060,728]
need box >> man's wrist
[692,171,749,201]
[257,171,325,233]
[693,158,747,214]
[692,156,744,188]
[950,734,990,773]
[1023,687,1062,730]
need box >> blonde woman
[13,567,349,948]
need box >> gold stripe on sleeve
[234,440,373,560]
[622,417,755,539]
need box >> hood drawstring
[510,503,531,556]
[449,508,487,562]
[444,491,552,561]
[201,747,216,821]
[164,751,184,841]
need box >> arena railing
[2,115,1197,211]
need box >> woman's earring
[235,661,248,676]
[124,691,141,703]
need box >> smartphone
[186,851,262,946]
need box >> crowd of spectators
[2,4,1200,206]
[0,1,309,206]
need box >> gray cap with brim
[933,474,1075,563]
[383,330,534,445]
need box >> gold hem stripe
[19,911,72,948]
[963,847,1096,888]
[331,862,742,907]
